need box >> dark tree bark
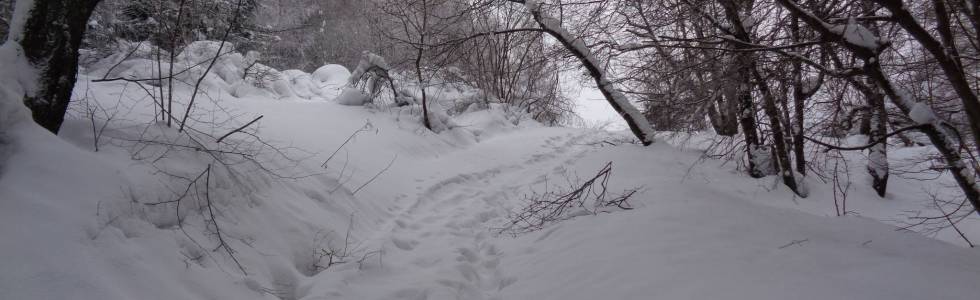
[415,0,432,130]
[716,0,804,196]
[866,81,889,197]
[707,93,740,136]
[707,65,741,136]
[509,0,656,145]
[753,68,806,196]
[716,0,767,179]
[789,17,823,176]
[777,0,980,215]
[12,0,102,133]
[871,0,980,156]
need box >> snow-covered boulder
[313,64,351,86]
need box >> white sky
[561,70,628,131]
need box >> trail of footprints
[354,132,598,299]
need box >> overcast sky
[562,70,629,131]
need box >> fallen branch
[498,162,637,235]
[352,155,397,195]
[202,164,248,275]
[216,115,263,143]
[322,121,374,168]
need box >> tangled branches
[498,162,637,235]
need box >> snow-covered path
[310,128,598,300]
[4,87,980,300]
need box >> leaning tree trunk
[514,0,655,145]
[9,0,102,133]
[872,0,980,157]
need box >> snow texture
[838,19,883,49]
[910,102,939,124]
[335,87,370,106]
[2,38,980,300]
[4,0,34,42]
[0,42,36,130]
[313,64,351,86]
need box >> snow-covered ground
[2,44,980,300]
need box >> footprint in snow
[391,237,418,251]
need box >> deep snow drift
[1,43,979,300]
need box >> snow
[335,87,370,106]
[348,51,390,86]
[521,0,655,143]
[2,40,980,300]
[312,64,351,87]
[829,18,884,50]
[0,42,36,130]
[910,102,939,124]
[282,69,322,99]
[5,0,34,43]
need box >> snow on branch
[510,0,656,145]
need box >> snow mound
[312,64,351,86]
[335,87,370,106]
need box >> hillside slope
[2,48,979,299]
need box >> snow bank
[312,64,351,86]
[85,41,351,102]
[335,87,370,106]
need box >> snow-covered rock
[312,64,351,86]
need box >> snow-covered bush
[335,87,371,106]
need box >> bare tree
[503,0,656,145]
[8,0,102,133]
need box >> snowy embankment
[1,42,979,300]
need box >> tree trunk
[717,0,803,195]
[753,69,806,197]
[866,83,889,197]
[707,94,739,136]
[777,0,980,215]
[515,0,655,145]
[872,0,980,157]
[708,68,740,136]
[718,0,764,178]
[736,81,765,178]
[858,8,889,198]
[789,17,822,175]
[416,0,431,130]
[11,0,101,133]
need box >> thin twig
[216,115,263,143]
[352,155,397,195]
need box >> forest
[1,0,979,299]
